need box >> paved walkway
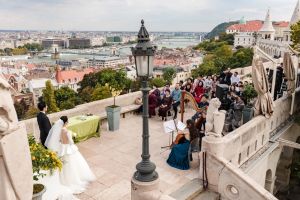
[75,108,199,200]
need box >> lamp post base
[131,177,161,200]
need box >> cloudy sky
[0,0,298,32]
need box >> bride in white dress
[45,116,96,195]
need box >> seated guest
[194,81,205,103]
[135,97,143,114]
[158,89,172,121]
[232,95,245,129]
[184,78,193,93]
[167,134,190,170]
[148,92,157,118]
[152,86,162,107]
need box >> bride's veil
[45,119,64,152]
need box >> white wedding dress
[59,127,96,194]
[44,119,96,198]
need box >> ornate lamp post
[131,20,158,182]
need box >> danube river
[28,38,200,64]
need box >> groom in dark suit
[37,102,51,146]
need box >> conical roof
[290,0,300,26]
[259,9,275,32]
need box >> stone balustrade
[202,89,299,167]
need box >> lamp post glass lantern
[131,19,158,182]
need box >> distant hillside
[206,21,238,39]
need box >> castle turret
[284,0,300,42]
[259,9,275,40]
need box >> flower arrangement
[28,135,63,193]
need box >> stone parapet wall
[202,88,300,167]
[199,152,277,200]
[22,91,142,137]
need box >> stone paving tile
[92,180,131,200]
[76,108,198,199]
[83,181,108,197]
[75,193,91,200]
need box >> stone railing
[202,89,300,167]
[199,152,277,200]
[23,91,142,137]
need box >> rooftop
[74,109,199,200]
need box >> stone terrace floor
[75,107,199,200]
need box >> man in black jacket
[37,102,51,146]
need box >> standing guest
[230,72,240,85]
[37,101,52,146]
[204,75,213,96]
[219,70,226,84]
[171,83,181,119]
[225,68,232,85]
[158,89,173,121]
[148,92,157,118]
[194,81,205,103]
[211,75,219,98]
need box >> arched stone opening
[275,136,300,199]
[265,169,273,192]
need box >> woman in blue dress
[167,134,190,170]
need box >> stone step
[169,178,203,200]
[191,190,220,200]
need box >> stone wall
[200,88,300,199]
[23,91,142,137]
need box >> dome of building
[239,16,246,25]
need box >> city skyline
[0,0,298,32]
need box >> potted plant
[28,135,63,200]
[242,84,258,123]
[105,85,122,131]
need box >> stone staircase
[169,178,220,200]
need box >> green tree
[162,67,176,84]
[25,106,39,119]
[79,86,94,103]
[291,21,300,51]
[150,78,166,88]
[55,86,77,110]
[78,73,98,92]
[218,32,234,45]
[24,43,44,51]
[97,69,129,92]
[14,99,28,120]
[91,84,112,101]
[42,80,59,113]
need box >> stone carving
[0,73,33,200]
[205,98,226,137]
[0,74,18,135]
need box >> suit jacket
[37,112,51,145]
